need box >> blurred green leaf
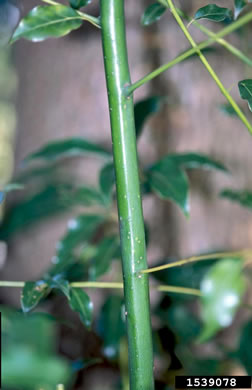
[146,153,227,215]
[199,258,246,342]
[194,4,233,22]
[4,182,25,192]
[0,184,73,241]
[147,159,189,215]
[97,295,125,359]
[235,320,252,374]
[24,137,111,162]
[99,162,115,202]
[49,214,105,276]
[238,79,252,111]
[167,153,227,172]
[3,348,71,390]
[220,188,252,210]
[12,5,83,42]
[234,0,247,19]
[68,287,93,328]
[89,235,120,280]
[56,214,104,262]
[69,0,91,9]
[72,185,107,207]
[158,303,201,344]
[175,345,219,375]
[21,281,50,313]
[2,307,71,390]
[134,96,163,138]
[219,103,239,117]
[141,3,167,26]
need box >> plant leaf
[147,153,227,215]
[235,320,252,374]
[234,0,247,19]
[69,0,91,9]
[99,162,115,201]
[194,4,233,22]
[0,184,73,241]
[147,159,189,215]
[50,214,105,275]
[167,153,228,172]
[68,287,93,328]
[72,185,107,207]
[220,188,252,210]
[157,302,201,344]
[134,96,163,138]
[24,137,111,162]
[48,277,71,299]
[141,3,167,26]
[12,5,83,42]
[238,79,252,111]
[21,281,50,313]
[97,295,126,359]
[219,103,239,117]
[88,235,120,280]
[2,308,71,389]
[199,258,246,342]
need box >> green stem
[192,21,252,68]
[158,285,201,296]
[100,1,154,389]
[127,10,252,94]
[0,280,201,295]
[167,0,252,135]
[142,249,251,274]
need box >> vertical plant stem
[100,1,154,389]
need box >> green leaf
[70,0,91,9]
[48,276,71,299]
[12,5,83,42]
[199,258,246,342]
[147,159,189,215]
[235,320,252,374]
[57,214,104,262]
[99,162,115,201]
[97,295,126,359]
[158,303,201,344]
[88,235,120,280]
[176,345,219,375]
[238,79,252,111]
[21,281,50,313]
[146,153,227,215]
[234,0,247,19]
[0,184,73,241]
[68,287,93,328]
[220,188,252,210]
[2,307,71,390]
[72,185,107,207]
[194,4,233,22]
[134,96,163,138]
[141,3,167,26]
[24,137,111,162]
[219,103,239,117]
[167,153,227,172]
[3,348,71,390]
